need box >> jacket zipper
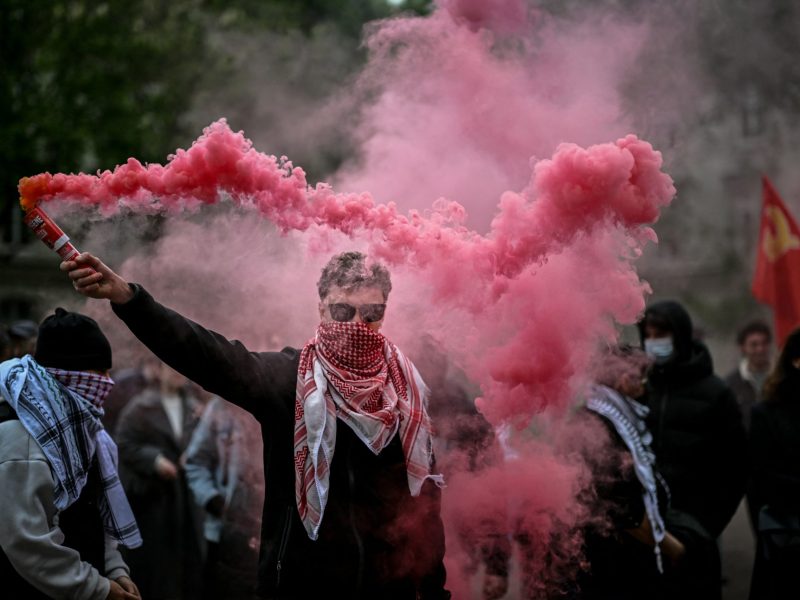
[276,505,293,589]
[348,443,365,593]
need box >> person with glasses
[61,250,451,600]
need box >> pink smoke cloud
[333,3,648,230]
[21,122,672,418]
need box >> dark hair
[643,311,672,334]
[736,320,772,346]
[762,328,800,403]
[317,251,392,301]
[594,344,650,389]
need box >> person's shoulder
[749,400,793,437]
[255,346,301,368]
[0,419,46,464]
[278,346,301,360]
[723,368,743,385]
[753,398,799,420]
[696,374,742,414]
[692,370,733,397]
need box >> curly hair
[316,251,392,301]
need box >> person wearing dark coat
[723,320,772,433]
[748,328,800,600]
[102,358,160,436]
[115,362,204,600]
[638,300,747,600]
[63,250,451,600]
[185,396,265,600]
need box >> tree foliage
[0,0,216,243]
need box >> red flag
[752,176,800,345]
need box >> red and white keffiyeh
[294,321,443,540]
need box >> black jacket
[748,399,800,600]
[112,285,449,600]
[749,400,800,514]
[640,301,747,540]
[115,389,204,600]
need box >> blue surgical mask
[644,337,674,364]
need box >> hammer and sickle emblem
[764,204,800,261]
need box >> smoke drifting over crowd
[21,0,678,595]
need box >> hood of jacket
[639,301,714,386]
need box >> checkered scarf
[45,368,115,410]
[0,356,142,548]
[586,384,666,573]
[294,321,443,540]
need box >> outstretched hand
[60,253,134,304]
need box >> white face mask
[644,337,674,364]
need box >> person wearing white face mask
[643,336,674,364]
[637,301,747,600]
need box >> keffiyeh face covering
[293,321,443,540]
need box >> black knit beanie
[34,308,112,371]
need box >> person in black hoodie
[638,300,746,600]
[62,250,451,600]
[748,327,800,600]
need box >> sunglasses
[328,303,386,323]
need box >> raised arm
[61,253,285,416]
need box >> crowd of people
[0,250,798,599]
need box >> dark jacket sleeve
[749,403,800,514]
[111,284,285,421]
